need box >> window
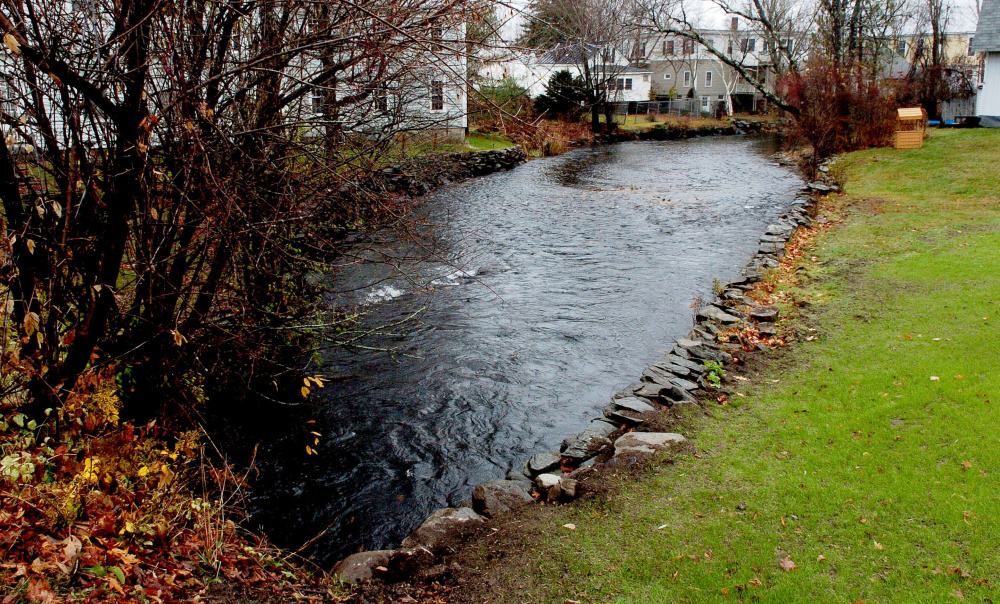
[968,38,975,56]
[701,96,710,108]
[718,94,724,100]
[625,78,632,90]
[728,39,733,55]
[311,89,324,114]
[705,71,712,87]
[642,74,649,82]
[430,81,444,110]
[683,71,691,87]
[431,26,443,51]
[741,38,756,53]
[666,40,675,55]
[731,16,739,31]
[375,86,388,113]
[683,39,695,55]
[784,38,795,55]
[663,73,672,80]
[705,39,714,52]
[897,40,907,56]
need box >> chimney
[730,17,738,31]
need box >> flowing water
[246,136,802,565]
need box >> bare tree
[0,0,477,415]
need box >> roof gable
[971,0,1000,52]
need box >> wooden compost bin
[895,107,928,150]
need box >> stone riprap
[330,145,841,586]
[377,147,526,198]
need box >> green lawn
[470,128,1000,603]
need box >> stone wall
[377,146,527,197]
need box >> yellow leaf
[4,33,21,55]
[300,386,310,397]
[303,377,311,387]
[305,445,314,455]
[25,239,34,254]
[137,466,149,477]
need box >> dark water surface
[246,137,801,565]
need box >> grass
[460,128,1000,603]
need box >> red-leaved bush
[780,61,898,160]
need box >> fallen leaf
[951,588,964,599]
[980,469,988,477]
[873,540,883,550]
[817,555,827,562]
[779,556,797,572]
[858,517,867,525]
[961,461,972,471]
[25,578,55,603]
[562,523,576,530]
[930,376,940,381]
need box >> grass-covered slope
[460,128,1000,603]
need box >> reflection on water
[246,137,801,565]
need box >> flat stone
[749,306,779,322]
[660,354,706,374]
[560,419,618,461]
[614,432,687,457]
[765,223,794,236]
[647,361,690,379]
[471,480,534,517]
[505,469,532,484]
[669,376,699,391]
[331,550,394,583]
[758,242,785,256]
[609,397,657,414]
[760,234,788,243]
[758,323,777,336]
[535,473,561,489]
[604,397,656,424]
[525,452,562,477]
[696,305,741,325]
[400,507,483,551]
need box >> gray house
[972,0,1000,125]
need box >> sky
[494,0,984,44]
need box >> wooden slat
[898,107,925,120]
[895,131,924,149]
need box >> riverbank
[345,127,1000,602]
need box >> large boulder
[614,432,687,457]
[471,480,534,517]
[331,550,394,584]
[399,507,483,551]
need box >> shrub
[780,61,897,160]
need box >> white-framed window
[701,96,710,108]
[663,73,672,80]
[682,39,694,54]
[642,74,649,82]
[311,89,324,114]
[705,71,713,87]
[683,71,691,87]
[784,38,795,54]
[741,38,756,53]
[718,94,724,100]
[430,81,444,111]
[624,78,632,90]
[665,40,675,55]
[968,38,975,56]
[897,40,907,56]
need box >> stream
[245,136,802,565]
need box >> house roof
[971,0,1000,52]
[536,43,604,65]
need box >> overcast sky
[496,0,984,43]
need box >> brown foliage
[780,61,897,160]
